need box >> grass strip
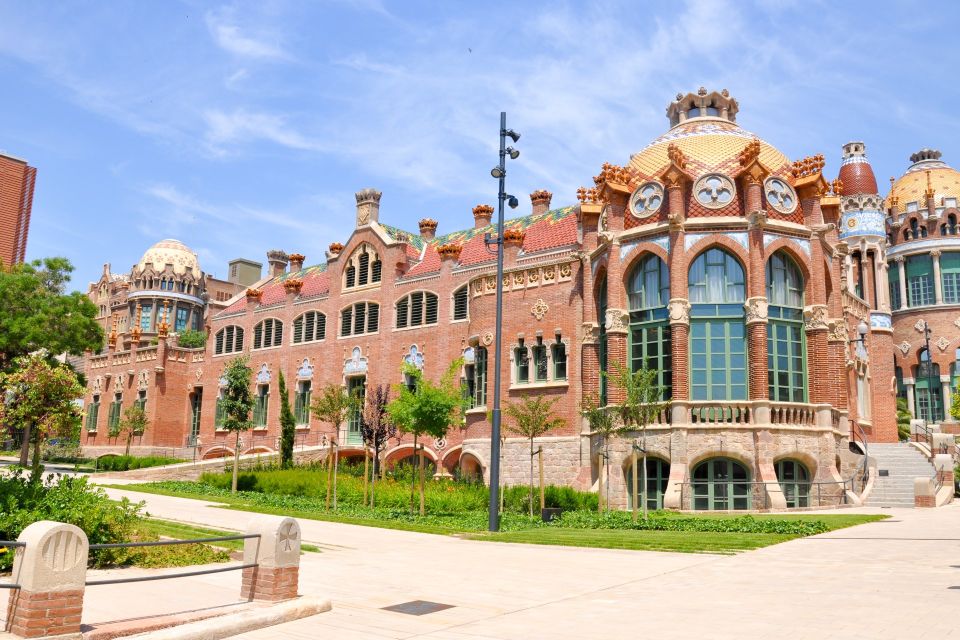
[140,517,321,552]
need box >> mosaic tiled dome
[136,239,201,276]
[838,142,878,194]
[887,149,960,212]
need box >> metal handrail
[89,533,258,550]
[678,478,853,510]
[0,540,25,589]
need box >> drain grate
[382,600,455,616]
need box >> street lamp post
[484,112,520,532]
[922,320,936,423]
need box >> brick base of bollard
[915,495,935,508]
[7,588,85,638]
[241,566,299,602]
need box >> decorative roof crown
[667,88,739,127]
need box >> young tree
[0,351,84,480]
[608,363,671,521]
[221,356,254,492]
[277,371,296,468]
[504,395,565,516]
[580,390,620,512]
[387,359,466,515]
[116,405,148,456]
[0,258,103,371]
[311,383,355,510]
[361,383,395,508]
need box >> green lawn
[139,518,321,553]
[106,482,887,553]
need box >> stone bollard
[7,521,88,639]
[241,515,301,602]
[914,477,936,508]
[934,453,954,488]
[932,433,956,456]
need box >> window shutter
[215,329,225,354]
[411,292,424,326]
[254,322,263,349]
[273,319,282,346]
[372,259,382,283]
[346,265,356,288]
[354,303,366,335]
[293,316,304,343]
[341,307,352,336]
[453,287,468,320]
[396,297,409,328]
[235,327,244,351]
[368,303,379,333]
[425,293,438,325]
[358,252,370,285]
[316,313,326,340]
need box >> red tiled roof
[216,264,329,317]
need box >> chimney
[473,204,494,229]
[266,250,288,278]
[288,253,305,273]
[419,218,438,240]
[355,188,382,227]
[530,190,553,216]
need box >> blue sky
[1,0,958,291]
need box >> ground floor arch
[691,457,751,510]
[775,458,811,508]
[623,457,671,511]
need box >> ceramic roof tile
[216,263,329,317]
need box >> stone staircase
[864,443,937,508]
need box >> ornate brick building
[83,89,931,510]
[0,150,36,266]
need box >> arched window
[292,311,326,344]
[689,248,747,401]
[452,286,469,321]
[906,255,934,306]
[625,458,671,511]
[915,348,943,422]
[396,292,439,329]
[343,244,382,290]
[766,251,806,403]
[776,459,810,508]
[597,277,608,404]
[341,302,380,337]
[253,318,283,350]
[941,253,960,303]
[627,255,671,398]
[692,458,751,510]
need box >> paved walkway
[9,483,960,639]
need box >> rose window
[694,174,735,208]
[629,182,664,218]
[764,177,798,214]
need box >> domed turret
[838,142,878,194]
[136,239,201,276]
[887,149,960,215]
[836,142,884,240]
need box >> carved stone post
[242,515,301,602]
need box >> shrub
[177,329,207,349]
[0,470,143,570]
[550,510,830,535]
[96,455,183,472]
[42,440,86,464]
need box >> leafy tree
[608,363,671,520]
[0,258,103,371]
[278,371,295,468]
[220,356,254,492]
[115,404,148,456]
[176,329,207,349]
[579,390,620,512]
[361,383,396,508]
[0,351,84,480]
[387,359,466,515]
[311,383,356,509]
[903,396,918,441]
[504,395,565,516]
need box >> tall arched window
[343,244,382,290]
[341,302,380,337]
[775,459,810,508]
[906,255,934,306]
[627,255,671,398]
[692,458,751,510]
[688,248,747,401]
[597,277,608,405]
[767,251,806,402]
[915,348,943,421]
[941,253,960,303]
[292,311,326,344]
[253,318,283,350]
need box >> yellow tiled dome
[136,239,201,275]
[886,151,960,212]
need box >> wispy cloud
[205,9,289,60]
[202,109,325,155]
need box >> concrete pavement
[7,483,960,639]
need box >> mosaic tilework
[839,209,886,239]
[870,313,892,330]
[763,233,811,258]
[685,231,748,252]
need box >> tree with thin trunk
[310,383,355,510]
[504,395,565,517]
[361,384,395,508]
[580,390,622,512]
[220,356,254,493]
[0,351,84,481]
[387,359,466,515]
[609,362,670,520]
[116,405,148,456]
[277,372,295,469]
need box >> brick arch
[459,451,485,480]
[202,446,233,460]
[440,445,462,474]
[383,443,438,468]
[620,243,671,292]
[242,446,274,456]
[901,214,929,241]
[684,234,750,275]
[763,240,813,302]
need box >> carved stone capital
[930,249,942,258]
[747,210,767,230]
[582,322,600,345]
[604,308,630,334]
[893,255,905,264]
[803,304,829,332]
[827,319,848,343]
[744,297,769,325]
[668,298,691,326]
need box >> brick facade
[0,151,36,267]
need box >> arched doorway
[625,457,670,511]
[775,459,810,508]
[691,458,751,510]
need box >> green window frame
[346,377,365,445]
[776,459,810,508]
[941,253,960,304]
[906,255,934,307]
[766,252,807,403]
[532,339,548,382]
[175,307,188,332]
[294,381,311,426]
[108,393,122,432]
[626,458,671,512]
[190,389,202,441]
[888,268,902,310]
[140,304,153,331]
[465,347,488,408]
[552,341,567,380]
[515,342,530,384]
[628,254,672,398]
[86,395,100,432]
[915,349,943,422]
[214,395,226,428]
[134,390,146,413]
[692,458,751,510]
[688,248,745,304]
[253,385,269,427]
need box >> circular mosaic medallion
[629,182,664,218]
[694,174,736,209]
[763,177,798,214]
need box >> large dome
[136,239,201,276]
[887,149,960,211]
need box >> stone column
[895,256,908,308]
[941,377,952,420]
[7,521,88,639]
[906,382,916,418]
[242,515,301,602]
[668,299,691,415]
[931,249,943,304]
[604,240,629,405]
[746,211,768,403]
[876,259,891,312]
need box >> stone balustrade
[135,346,158,362]
[670,400,836,429]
